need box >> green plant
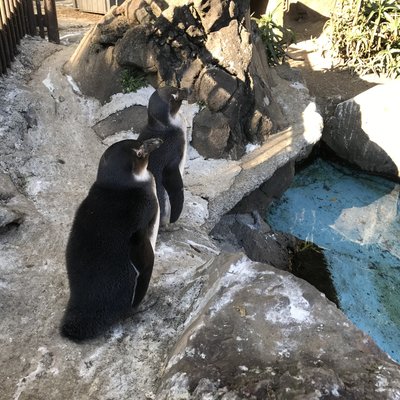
[120,69,147,93]
[324,0,400,77]
[254,7,296,66]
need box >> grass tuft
[324,0,400,78]
[120,69,148,93]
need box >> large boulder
[323,82,400,179]
[64,0,288,158]
[158,253,400,399]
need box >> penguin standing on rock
[60,138,162,341]
[138,86,191,228]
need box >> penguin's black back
[61,139,160,341]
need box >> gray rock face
[1,36,400,400]
[323,82,400,179]
[192,108,231,159]
[158,253,400,399]
[92,104,147,139]
[65,0,288,159]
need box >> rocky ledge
[0,37,399,400]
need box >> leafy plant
[120,69,147,93]
[324,0,400,77]
[254,7,296,66]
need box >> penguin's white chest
[133,169,152,183]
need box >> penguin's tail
[60,308,108,342]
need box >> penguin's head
[96,138,163,188]
[147,86,191,129]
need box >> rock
[196,67,238,113]
[64,26,124,103]
[2,36,399,400]
[323,82,400,179]
[211,212,338,304]
[204,19,252,82]
[230,160,295,215]
[192,108,231,159]
[211,213,294,270]
[92,105,147,139]
[64,0,290,158]
[114,26,157,72]
[158,253,400,399]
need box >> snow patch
[186,240,220,255]
[161,372,190,399]
[66,75,82,95]
[290,81,308,91]
[245,143,260,153]
[209,257,256,316]
[42,72,55,93]
[155,243,176,257]
[265,276,313,325]
[102,130,140,146]
[95,86,155,123]
[13,347,56,400]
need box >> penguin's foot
[159,223,181,233]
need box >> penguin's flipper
[162,166,184,223]
[129,230,155,308]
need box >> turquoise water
[267,159,400,363]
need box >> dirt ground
[284,12,391,117]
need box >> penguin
[60,138,162,341]
[138,86,191,227]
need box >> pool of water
[267,158,400,363]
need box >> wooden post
[0,1,15,61]
[0,12,12,71]
[3,0,19,50]
[12,0,25,38]
[35,0,44,38]
[25,0,37,36]
[44,0,59,43]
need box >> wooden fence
[0,0,59,75]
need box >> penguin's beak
[142,138,163,155]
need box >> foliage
[120,69,147,93]
[255,9,295,66]
[324,0,400,78]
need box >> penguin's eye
[171,93,178,100]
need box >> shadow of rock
[92,104,147,139]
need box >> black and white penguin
[138,86,190,227]
[60,138,162,341]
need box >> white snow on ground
[264,275,313,325]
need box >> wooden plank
[44,0,59,43]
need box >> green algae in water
[267,159,400,363]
